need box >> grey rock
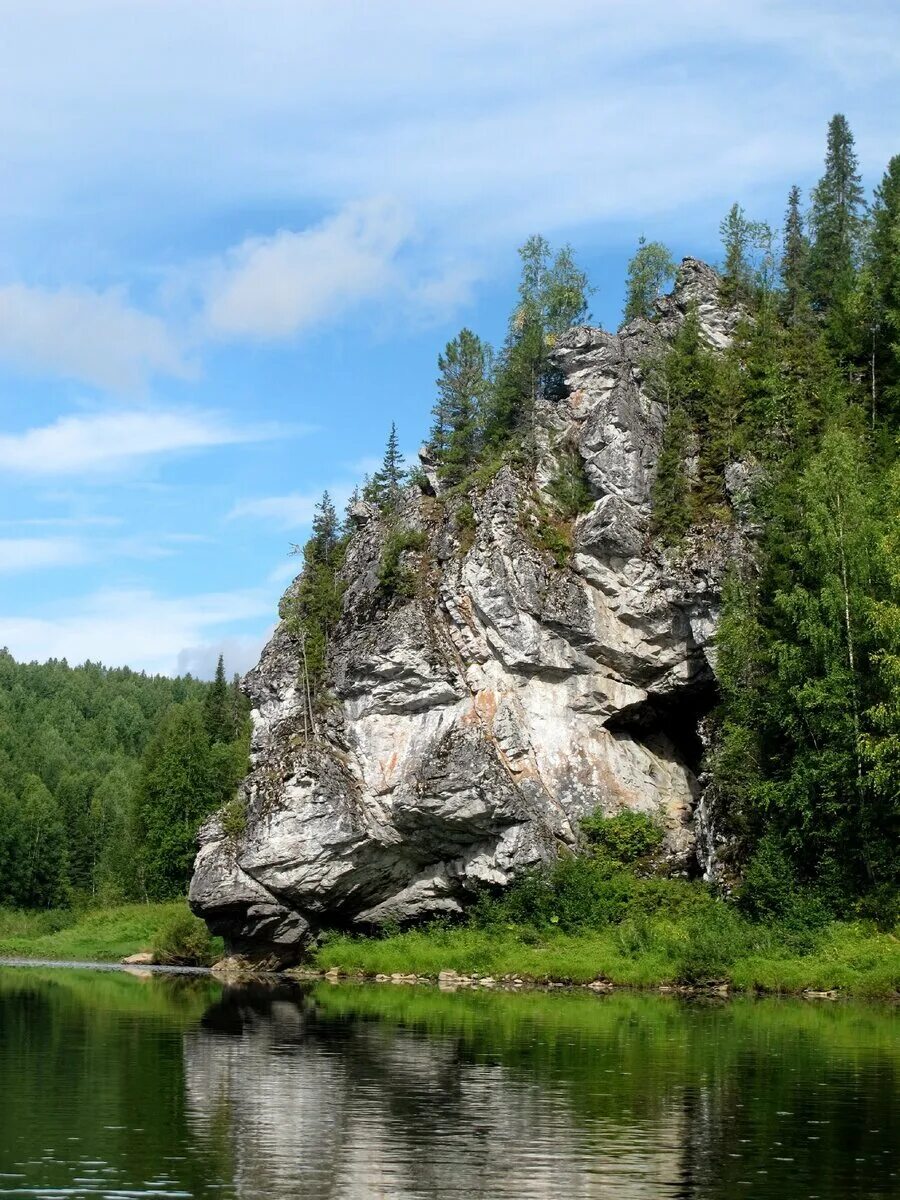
[190,259,741,961]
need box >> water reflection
[0,967,897,1199]
[183,983,899,1199]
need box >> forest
[0,653,248,908]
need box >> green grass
[312,918,900,999]
[0,900,221,964]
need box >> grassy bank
[313,918,900,998]
[0,901,221,965]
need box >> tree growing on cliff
[366,424,406,512]
[621,237,676,324]
[430,328,491,484]
[484,236,591,450]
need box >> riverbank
[3,899,898,999]
[310,919,900,999]
[0,902,221,964]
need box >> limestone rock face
[190,259,741,961]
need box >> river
[0,965,896,1198]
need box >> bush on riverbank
[312,826,900,998]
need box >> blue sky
[1,0,899,677]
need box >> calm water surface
[0,966,896,1198]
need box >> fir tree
[621,237,676,325]
[808,114,865,315]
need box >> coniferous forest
[2,113,899,935]
[0,652,248,908]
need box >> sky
[1,0,899,678]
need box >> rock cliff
[190,259,742,961]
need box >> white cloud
[205,198,413,340]
[0,587,272,675]
[0,283,187,392]
[0,536,88,572]
[176,632,273,681]
[0,408,283,476]
[229,484,353,529]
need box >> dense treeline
[0,652,248,907]
[644,115,900,920]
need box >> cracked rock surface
[190,259,741,961]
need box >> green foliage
[151,908,219,966]
[579,809,664,864]
[621,236,676,325]
[530,511,572,568]
[482,236,591,452]
[546,447,594,518]
[283,490,347,687]
[220,796,248,840]
[0,900,205,963]
[377,527,428,600]
[136,701,224,901]
[808,113,866,317]
[365,424,407,513]
[0,652,239,908]
[430,329,491,485]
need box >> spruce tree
[203,655,231,744]
[780,185,810,324]
[433,329,490,484]
[866,155,900,420]
[368,424,406,512]
[622,237,676,325]
[808,114,865,315]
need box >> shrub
[378,528,428,599]
[670,905,748,984]
[220,798,247,840]
[857,884,900,932]
[151,910,219,966]
[580,809,664,865]
[547,449,594,518]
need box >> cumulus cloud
[0,587,272,675]
[0,283,187,392]
[0,408,284,476]
[205,198,413,340]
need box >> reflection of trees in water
[184,986,900,1200]
[184,985,685,1199]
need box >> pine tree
[433,329,490,484]
[780,185,811,324]
[808,114,865,315]
[622,237,676,325]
